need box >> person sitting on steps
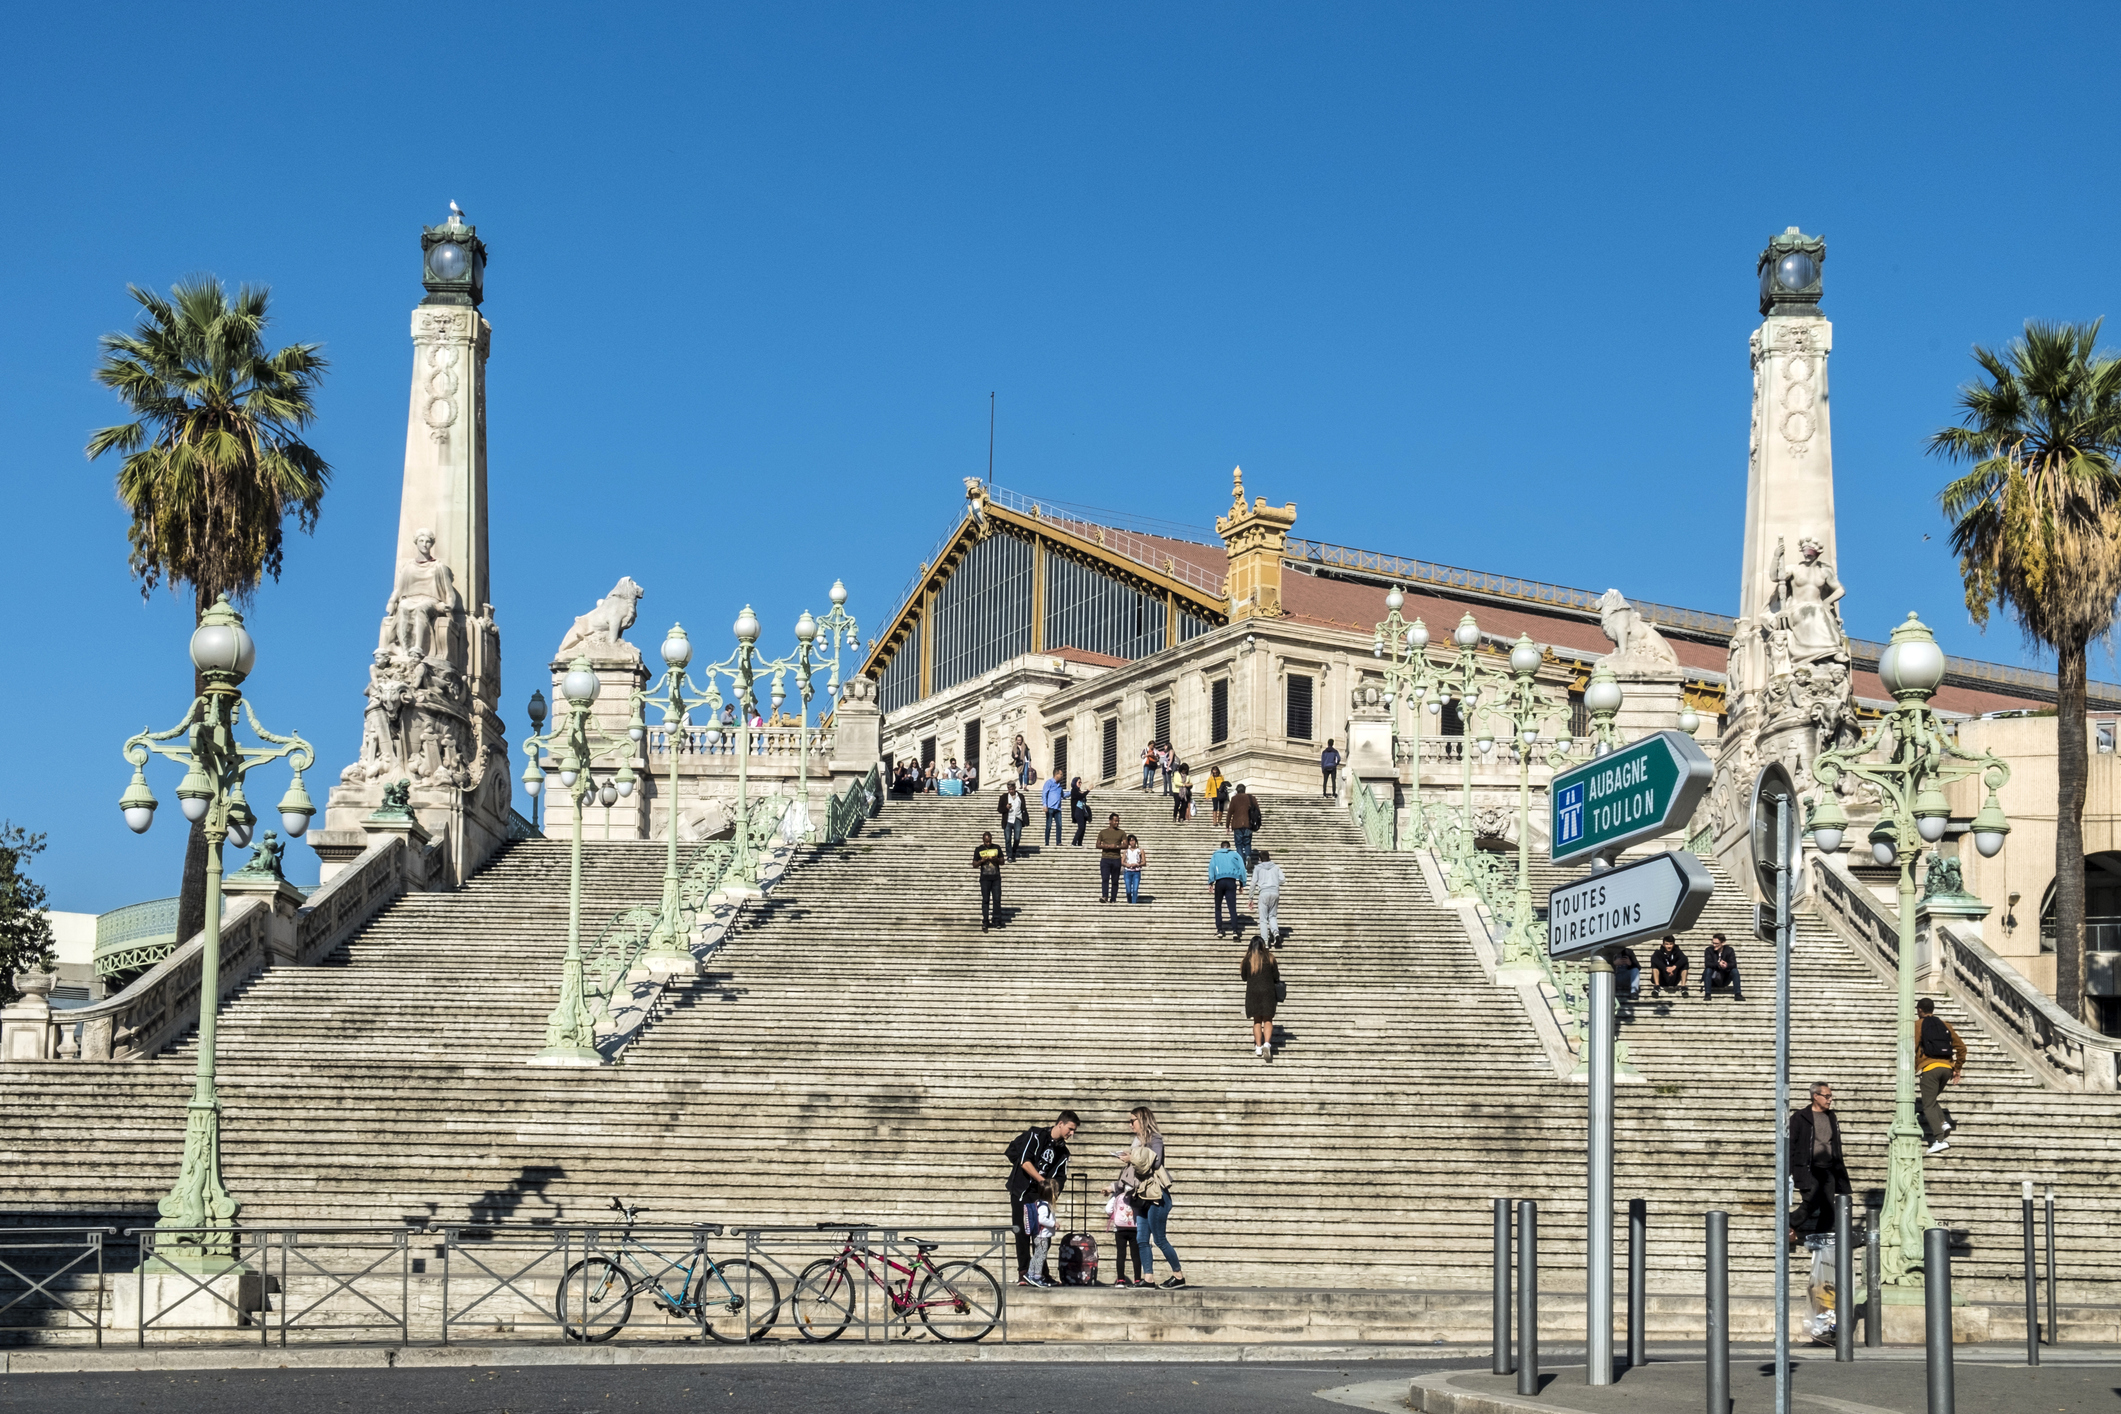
[1701,933,1744,1001]
[1649,936,1688,997]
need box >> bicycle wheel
[918,1261,1002,1343]
[698,1257,782,1343]
[556,1256,633,1342]
[790,1257,855,1341]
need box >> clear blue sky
[6,2,2119,910]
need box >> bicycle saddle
[910,1240,941,1253]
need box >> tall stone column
[314,208,512,887]
[1706,228,1859,879]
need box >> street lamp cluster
[1809,612,2011,1289]
[116,594,315,1266]
[519,582,857,1067]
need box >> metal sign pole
[1587,955,1615,1385]
[1774,792,1792,1414]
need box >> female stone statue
[1769,536,1847,663]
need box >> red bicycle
[788,1227,1002,1342]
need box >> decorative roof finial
[1231,465,1246,511]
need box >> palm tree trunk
[2055,638,2090,1023]
[173,586,211,951]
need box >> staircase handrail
[1814,851,2121,1092]
[64,837,413,1061]
[583,796,796,1017]
[1350,778,1395,852]
[825,765,883,844]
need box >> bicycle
[789,1225,1003,1342]
[555,1199,781,1343]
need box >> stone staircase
[3,787,2118,1341]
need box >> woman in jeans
[1069,777,1092,847]
[1125,1105,1184,1288]
[1121,834,1147,903]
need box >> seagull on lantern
[448,200,467,225]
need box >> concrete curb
[1,1340,1488,1375]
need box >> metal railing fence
[0,1227,113,1346]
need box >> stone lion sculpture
[1597,589,1680,671]
[555,577,645,657]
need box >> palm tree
[87,277,330,952]
[1929,320,2121,1024]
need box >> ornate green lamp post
[521,658,638,1066]
[1807,613,2011,1288]
[624,625,720,971]
[1372,586,1449,849]
[1425,613,1511,891]
[1469,635,1574,969]
[116,595,317,1268]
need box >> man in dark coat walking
[1789,1080,1853,1239]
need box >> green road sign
[1549,728,1714,866]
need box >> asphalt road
[0,1360,1439,1413]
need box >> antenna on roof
[986,391,996,487]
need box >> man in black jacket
[1649,936,1688,997]
[1005,1111,1077,1286]
[1789,1081,1852,1239]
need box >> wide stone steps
[5,791,2117,1308]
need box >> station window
[1286,675,1314,741]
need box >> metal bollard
[2046,1186,2058,1347]
[1628,1198,1647,1373]
[2022,1182,2040,1365]
[1706,1210,1728,1414]
[1865,1196,1882,1349]
[1493,1198,1513,1375]
[1518,1200,1539,1397]
[1835,1193,1854,1362]
[1926,1227,1955,1414]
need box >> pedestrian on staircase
[1012,734,1034,786]
[1649,936,1688,996]
[1205,766,1228,827]
[1915,998,1966,1153]
[998,781,1028,861]
[1097,814,1128,902]
[1228,785,1261,865]
[1320,740,1341,797]
[1209,837,1249,936]
[1788,1081,1852,1239]
[1701,933,1744,1001]
[1071,777,1092,846]
[1142,744,1159,791]
[1125,1106,1185,1288]
[1121,835,1147,903]
[1249,849,1286,945]
[1043,768,1068,848]
[1171,764,1192,823]
[1006,1111,1078,1286]
[1159,743,1176,794]
[1242,938,1281,1059]
[974,831,1007,931]
[1611,943,1641,1001]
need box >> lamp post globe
[1877,612,1947,699]
[795,610,819,644]
[1454,613,1480,649]
[189,594,256,685]
[562,661,601,704]
[830,579,849,607]
[1409,619,1428,650]
[661,624,693,670]
[1509,635,1541,677]
[734,605,761,643]
[527,689,547,729]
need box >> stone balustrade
[16,836,423,1064]
[1812,851,2121,1092]
[645,724,833,761]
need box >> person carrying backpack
[1914,998,1966,1153]
[1227,785,1261,865]
[1005,1111,1077,1286]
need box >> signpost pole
[1587,954,1615,1386]
[1774,792,1793,1414]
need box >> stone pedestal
[1611,669,1685,740]
[828,678,883,793]
[540,651,650,842]
[106,1269,247,1338]
[1916,864,1993,987]
[220,871,309,964]
[1,972,57,1060]
[1345,682,1394,793]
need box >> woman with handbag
[1243,938,1281,1061]
[1124,1106,1185,1289]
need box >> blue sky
[6,2,2119,910]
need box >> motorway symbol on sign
[1549,729,1715,867]
[1546,849,1717,961]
